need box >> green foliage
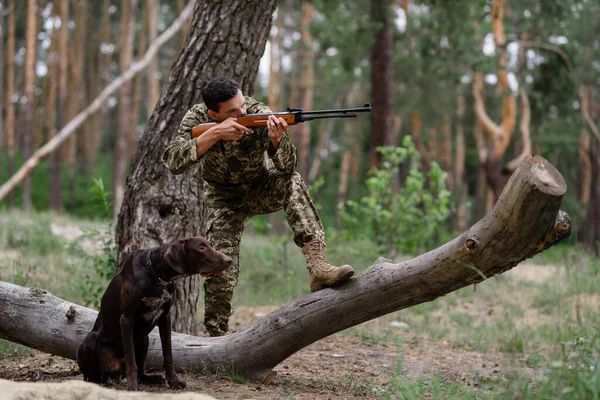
[76,178,117,310]
[217,365,247,384]
[378,358,485,399]
[339,136,452,258]
[498,336,600,400]
[0,153,114,220]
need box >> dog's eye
[198,245,206,251]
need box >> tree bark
[0,155,571,383]
[369,0,394,169]
[115,0,278,335]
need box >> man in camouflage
[162,77,354,337]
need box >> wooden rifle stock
[190,103,372,139]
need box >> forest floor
[1,214,594,399]
[0,265,553,399]
[0,304,519,400]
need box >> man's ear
[164,238,188,275]
[207,109,218,121]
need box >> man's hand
[214,118,254,141]
[267,114,288,149]
[195,118,252,158]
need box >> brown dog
[76,237,232,391]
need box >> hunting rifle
[191,103,372,138]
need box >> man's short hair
[201,77,241,112]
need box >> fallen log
[0,155,571,382]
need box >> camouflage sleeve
[162,105,204,175]
[245,97,299,173]
[267,134,298,173]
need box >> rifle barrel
[241,104,372,118]
[300,113,358,122]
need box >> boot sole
[310,270,354,293]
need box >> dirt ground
[0,304,521,400]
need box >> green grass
[380,358,492,399]
[0,340,32,359]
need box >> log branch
[0,156,571,383]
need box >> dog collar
[145,248,170,287]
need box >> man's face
[208,90,247,122]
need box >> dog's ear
[164,238,189,274]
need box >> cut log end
[523,155,567,196]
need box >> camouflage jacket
[162,97,298,187]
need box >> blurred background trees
[1,0,599,255]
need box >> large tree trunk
[115,0,278,335]
[1,155,570,383]
[369,0,394,168]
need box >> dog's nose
[222,255,233,268]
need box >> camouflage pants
[203,170,324,336]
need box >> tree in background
[113,0,137,217]
[0,0,4,175]
[21,0,37,209]
[4,0,16,208]
[369,0,394,169]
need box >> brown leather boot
[302,239,354,292]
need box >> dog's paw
[138,373,166,386]
[168,379,187,390]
